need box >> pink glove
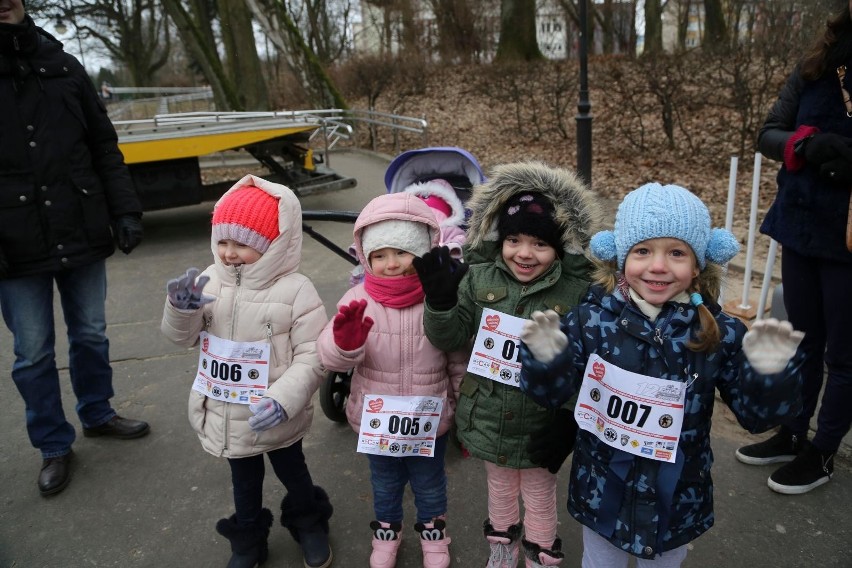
[333,299,374,351]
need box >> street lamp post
[576,0,592,187]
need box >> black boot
[280,485,334,568]
[522,537,564,567]
[215,508,273,568]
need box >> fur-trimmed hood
[465,161,604,256]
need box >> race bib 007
[574,354,685,463]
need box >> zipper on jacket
[224,265,243,454]
[13,36,19,51]
[266,322,278,366]
[653,308,677,345]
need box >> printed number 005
[388,415,420,436]
[606,395,651,428]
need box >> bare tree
[643,0,663,55]
[55,0,170,87]
[246,0,347,108]
[496,0,543,61]
[702,0,728,51]
[219,0,268,110]
[161,0,241,110]
[428,0,480,62]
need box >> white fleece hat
[361,219,433,260]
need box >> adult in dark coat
[0,0,149,497]
[735,2,852,495]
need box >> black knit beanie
[497,192,564,257]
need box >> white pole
[740,152,762,310]
[756,239,779,320]
[720,155,738,304]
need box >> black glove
[818,157,852,185]
[803,133,852,166]
[0,246,8,279]
[526,408,578,474]
[412,246,469,311]
[114,214,143,254]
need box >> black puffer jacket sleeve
[758,67,805,161]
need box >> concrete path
[0,150,849,568]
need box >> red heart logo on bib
[368,398,384,412]
[591,361,606,380]
[485,314,500,330]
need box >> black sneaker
[735,428,805,465]
[768,444,834,495]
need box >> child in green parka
[414,161,604,567]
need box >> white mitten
[520,310,568,364]
[742,318,805,374]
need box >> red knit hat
[212,186,280,253]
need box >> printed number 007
[606,395,651,428]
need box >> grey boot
[484,519,523,568]
[215,508,273,568]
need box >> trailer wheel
[320,368,351,423]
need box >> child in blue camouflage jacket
[519,183,805,568]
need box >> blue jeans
[0,261,116,459]
[366,433,448,524]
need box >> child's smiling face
[501,233,558,283]
[623,237,699,304]
[217,239,263,267]
[369,247,417,278]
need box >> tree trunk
[703,0,728,52]
[162,0,242,110]
[642,0,663,56]
[245,0,347,109]
[219,0,269,110]
[496,0,543,61]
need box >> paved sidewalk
[0,151,849,567]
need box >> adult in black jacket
[0,0,149,497]
[735,2,852,495]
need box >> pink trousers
[485,461,558,548]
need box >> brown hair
[591,259,725,353]
[801,6,852,81]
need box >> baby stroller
[319,146,485,422]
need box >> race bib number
[466,308,526,388]
[193,331,270,405]
[574,354,685,463]
[357,395,444,458]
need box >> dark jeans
[0,261,116,458]
[228,439,316,526]
[781,248,852,452]
[366,433,448,524]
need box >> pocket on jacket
[0,180,47,261]
[188,390,208,436]
[70,173,113,246]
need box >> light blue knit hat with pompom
[590,182,739,270]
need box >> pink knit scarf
[364,273,425,308]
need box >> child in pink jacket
[317,192,465,568]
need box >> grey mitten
[742,318,805,374]
[166,267,214,310]
[248,398,287,432]
[520,310,568,364]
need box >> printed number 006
[210,360,243,382]
[388,415,420,436]
[606,395,651,428]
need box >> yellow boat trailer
[113,111,357,211]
